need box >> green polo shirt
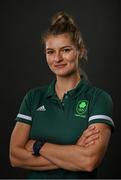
[16,79,114,179]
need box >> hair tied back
[51,11,74,26]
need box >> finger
[76,126,100,146]
[84,141,95,147]
[84,134,99,144]
[88,125,96,130]
[77,129,100,146]
[76,136,85,146]
[82,128,100,139]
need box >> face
[45,33,81,77]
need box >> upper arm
[10,122,31,149]
[88,90,114,130]
[86,90,114,166]
[11,90,33,149]
[85,123,111,168]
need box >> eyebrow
[46,45,73,51]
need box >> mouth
[54,64,67,69]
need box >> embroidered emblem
[75,100,88,117]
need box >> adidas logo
[36,105,46,111]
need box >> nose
[54,51,62,62]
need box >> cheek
[46,58,55,71]
[67,53,79,64]
[46,56,52,66]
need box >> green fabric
[16,79,114,179]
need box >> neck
[55,73,81,100]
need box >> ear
[79,48,84,59]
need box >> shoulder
[85,82,114,129]
[83,80,113,103]
[28,85,49,96]
[24,84,49,102]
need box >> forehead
[45,33,74,49]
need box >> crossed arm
[9,122,111,171]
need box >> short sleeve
[88,90,114,130]
[15,91,33,125]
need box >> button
[65,95,68,99]
[62,102,64,106]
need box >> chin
[55,70,76,77]
[51,67,77,77]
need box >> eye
[46,50,54,55]
[63,48,72,53]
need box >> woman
[10,11,114,179]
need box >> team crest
[76,100,88,116]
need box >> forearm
[22,161,58,171]
[40,143,90,171]
[10,146,59,170]
[40,124,111,172]
[10,122,59,170]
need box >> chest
[30,98,89,144]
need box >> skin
[46,33,80,78]
[46,33,82,99]
[10,33,111,172]
[10,122,100,171]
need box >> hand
[25,139,35,152]
[76,125,100,147]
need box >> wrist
[32,138,46,156]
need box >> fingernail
[96,129,99,132]
[90,125,95,129]
[95,135,99,138]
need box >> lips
[54,64,67,68]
